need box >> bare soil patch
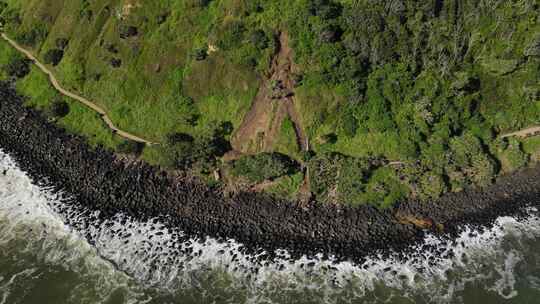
[231,32,307,154]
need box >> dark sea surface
[1,149,540,304]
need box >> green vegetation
[266,172,305,200]
[231,153,299,183]
[116,141,144,155]
[0,0,538,207]
[0,40,123,150]
[493,138,530,173]
[275,117,301,159]
[308,153,368,204]
[43,48,63,66]
[152,130,230,174]
[307,153,407,206]
[47,99,70,118]
[0,39,29,78]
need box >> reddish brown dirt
[231,32,307,154]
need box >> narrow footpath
[1,33,157,145]
[501,126,540,139]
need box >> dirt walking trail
[501,126,540,139]
[231,32,308,154]
[1,33,157,145]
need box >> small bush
[110,58,122,68]
[319,25,342,43]
[301,150,316,162]
[524,34,540,57]
[48,99,70,118]
[55,38,69,50]
[502,138,529,171]
[292,73,304,87]
[449,133,497,187]
[116,141,145,154]
[470,154,496,187]
[164,131,230,172]
[15,26,48,46]
[167,132,194,144]
[156,13,169,25]
[319,133,337,144]
[418,172,446,200]
[119,25,138,39]
[232,153,299,183]
[364,167,408,208]
[5,57,30,78]
[105,44,119,54]
[216,121,234,137]
[308,0,342,20]
[43,49,64,66]
[339,111,357,138]
[309,153,372,204]
[193,47,208,61]
[267,172,305,200]
[250,30,269,50]
[216,20,245,51]
[190,0,212,8]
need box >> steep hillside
[0,0,539,207]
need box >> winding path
[1,33,157,145]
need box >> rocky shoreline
[1,82,539,262]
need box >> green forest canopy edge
[0,0,539,208]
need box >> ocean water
[1,149,540,304]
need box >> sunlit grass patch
[16,66,122,150]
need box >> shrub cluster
[4,56,31,78]
[119,25,138,39]
[232,153,299,183]
[159,130,231,174]
[308,153,373,205]
[14,27,48,46]
[43,49,64,66]
[47,99,70,118]
[116,141,145,155]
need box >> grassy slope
[3,0,259,143]
[0,40,123,149]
